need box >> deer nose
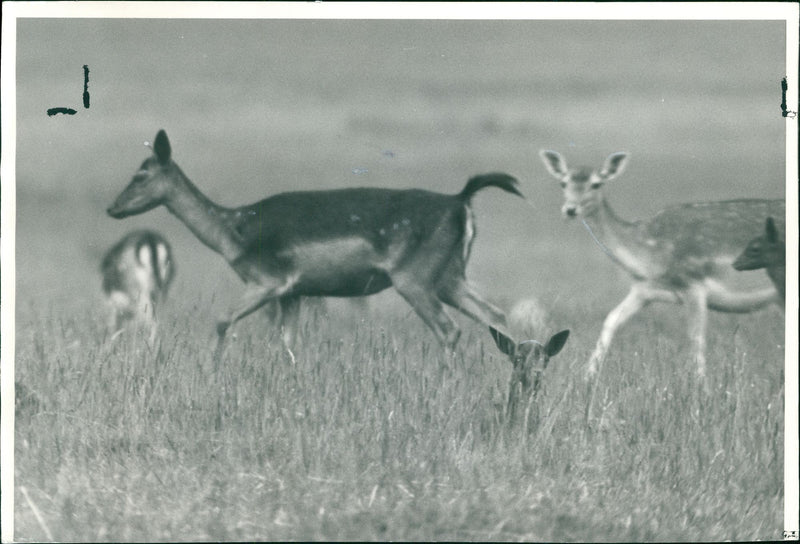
[563,205,577,218]
[107,204,127,218]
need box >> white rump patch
[156,242,171,284]
[463,206,475,261]
[134,245,156,294]
[137,244,152,268]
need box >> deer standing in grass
[101,230,175,342]
[540,150,784,385]
[108,130,521,364]
[733,217,786,303]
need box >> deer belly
[286,238,391,296]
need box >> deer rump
[229,187,479,297]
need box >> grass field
[10,15,789,542]
[13,268,785,541]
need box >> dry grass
[14,280,784,541]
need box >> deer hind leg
[705,282,780,313]
[106,291,131,339]
[262,300,281,323]
[437,279,514,342]
[135,294,159,345]
[391,274,460,350]
[278,296,301,364]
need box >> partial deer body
[491,328,570,424]
[101,229,175,341]
[733,216,786,301]
[540,150,784,383]
[108,130,521,361]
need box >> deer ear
[490,327,516,357]
[544,329,570,357]
[599,152,628,182]
[765,217,779,243]
[539,150,568,179]
[154,130,171,164]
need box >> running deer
[101,229,175,341]
[107,130,521,363]
[733,217,786,302]
[540,150,784,384]
[491,328,570,425]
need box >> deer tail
[459,173,523,201]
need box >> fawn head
[733,217,784,271]
[108,130,176,218]
[491,328,570,398]
[539,150,629,218]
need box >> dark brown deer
[733,217,786,302]
[108,130,521,363]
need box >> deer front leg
[588,282,683,380]
[214,281,292,367]
[587,285,649,380]
[685,284,708,380]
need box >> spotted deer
[107,130,522,363]
[733,216,786,302]
[101,229,175,341]
[540,150,784,386]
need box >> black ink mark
[47,65,90,117]
[83,65,90,109]
[47,107,77,117]
[781,77,796,118]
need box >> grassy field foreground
[14,283,784,541]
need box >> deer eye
[590,182,603,189]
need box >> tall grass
[12,18,786,541]
[14,291,783,541]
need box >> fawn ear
[544,329,570,357]
[598,153,628,182]
[539,150,568,179]
[765,217,779,243]
[490,327,516,357]
[154,130,172,164]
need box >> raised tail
[459,173,523,201]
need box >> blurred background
[13,17,786,328]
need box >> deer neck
[163,167,245,262]
[581,196,659,279]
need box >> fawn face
[491,328,570,398]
